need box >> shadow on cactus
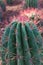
[2,21,43,65]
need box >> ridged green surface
[2,21,43,65]
[1,26,10,65]
[29,22,43,49]
[2,22,14,65]
[25,22,41,65]
[8,22,17,65]
[25,0,38,8]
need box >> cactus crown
[2,21,43,65]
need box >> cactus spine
[2,21,43,65]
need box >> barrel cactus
[2,21,43,65]
[25,0,38,8]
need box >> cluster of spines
[2,21,43,65]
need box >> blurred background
[0,0,43,38]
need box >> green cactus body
[25,0,38,8]
[2,26,10,65]
[21,24,32,65]
[16,23,24,65]
[2,22,14,48]
[25,0,29,7]
[7,22,17,65]
[29,22,43,49]
[2,21,42,65]
[2,22,14,65]
[25,22,41,65]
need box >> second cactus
[25,0,38,8]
